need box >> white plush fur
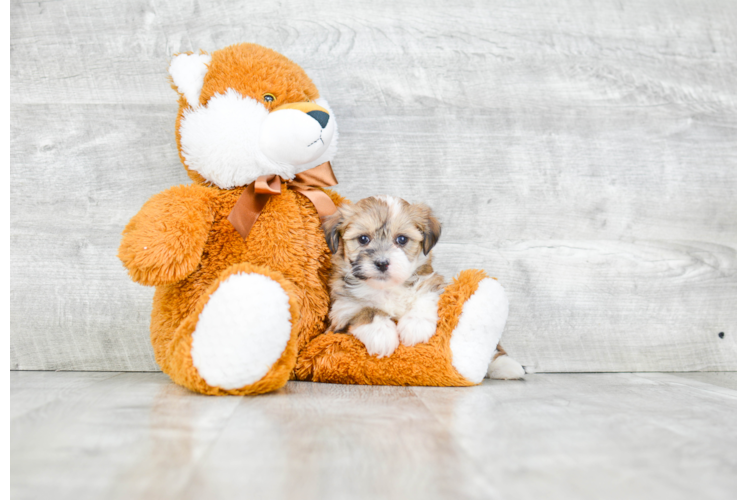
[487,354,526,380]
[259,109,334,165]
[169,53,212,108]
[296,97,339,171]
[180,89,292,188]
[191,272,292,390]
[450,278,509,384]
[351,315,400,358]
[397,292,439,346]
[179,90,339,189]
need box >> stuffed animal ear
[322,210,344,254]
[168,52,212,108]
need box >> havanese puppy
[323,195,444,357]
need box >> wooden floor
[10,371,735,500]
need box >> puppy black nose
[307,110,330,128]
[374,259,389,272]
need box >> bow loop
[254,174,282,195]
[227,162,338,239]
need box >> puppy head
[323,196,441,289]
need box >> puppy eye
[395,235,408,246]
[357,235,370,245]
[262,93,276,103]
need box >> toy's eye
[395,235,408,246]
[357,235,370,245]
[263,93,276,103]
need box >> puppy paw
[397,313,437,347]
[351,316,400,358]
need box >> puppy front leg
[397,292,439,347]
[349,308,399,358]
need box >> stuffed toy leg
[120,186,338,396]
[294,269,516,386]
[150,263,304,396]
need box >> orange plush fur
[119,43,513,395]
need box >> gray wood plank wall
[10,0,736,372]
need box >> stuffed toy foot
[154,263,302,395]
[487,352,526,380]
[295,269,516,386]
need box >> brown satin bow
[227,161,338,239]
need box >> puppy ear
[414,205,441,255]
[423,213,441,255]
[168,52,212,108]
[322,210,343,254]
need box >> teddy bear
[118,43,524,395]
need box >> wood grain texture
[10,371,242,500]
[10,371,119,419]
[438,240,736,372]
[737,268,748,371]
[10,372,737,500]
[412,373,736,500]
[10,104,178,371]
[10,0,736,371]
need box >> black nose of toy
[374,260,389,272]
[307,110,330,129]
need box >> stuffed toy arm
[118,185,214,286]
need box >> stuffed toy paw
[119,43,522,395]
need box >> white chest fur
[351,284,421,320]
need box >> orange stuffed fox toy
[118,43,524,395]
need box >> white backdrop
[10,0,736,372]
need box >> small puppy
[323,196,444,357]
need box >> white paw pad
[352,316,399,358]
[487,355,525,380]
[450,279,509,384]
[191,272,292,390]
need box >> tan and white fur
[323,196,444,357]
